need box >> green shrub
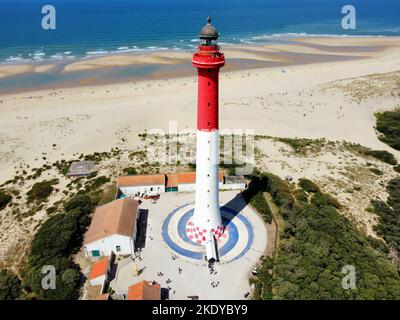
[22,192,93,300]
[0,269,22,300]
[252,173,400,300]
[371,177,400,255]
[0,191,12,210]
[365,150,397,165]
[311,191,341,209]
[294,189,308,202]
[250,192,273,224]
[369,168,383,176]
[375,109,400,150]
[394,165,400,174]
[27,180,58,202]
[64,195,93,216]
[298,178,320,193]
[123,167,137,175]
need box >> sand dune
[0,64,33,79]
[1,36,400,267]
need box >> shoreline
[1,36,400,96]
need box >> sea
[0,0,399,64]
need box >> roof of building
[88,257,109,280]
[117,174,165,187]
[67,161,95,177]
[177,171,224,184]
[84,198,139,244]
[224,175,247,184]
[127,281,161,300]
[166,173,178,188]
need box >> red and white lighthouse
[191,17,225,245]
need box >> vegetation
[371,177,400,256]
[27,179,58,203]
[394,165,400,174]
[344,142,397,165]
[0,269,23,300]
[123,167,137,175]
[249,192,273,224]
[274,137,327,155]
[298,178,319,193]
[22,195,93,300]
[375,109,400,150]
[249,172,400,299]
[0,190,12,210]
[368,168,383,176]
[364,150,397,165]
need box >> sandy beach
[1,36,400,269]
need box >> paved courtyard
[110,191,268,300]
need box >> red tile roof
[88,258,109,280]
[166,173,178,188]
[84,198,139,244]
[117,174,165,187]
[177,171,224,184]
[127,281,161,300]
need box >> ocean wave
[249,32,386,41]
[5,56,31,63]
[86,50,109,55]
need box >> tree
[0,191,12,210]
[0,269,22,300]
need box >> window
[208,102,211,107]
[92,250,100,257]
[116,246,121,253]
[208,82,211,86]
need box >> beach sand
[0,36,400,269]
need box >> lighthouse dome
[199,17,219,40]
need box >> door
[92,250,100,257]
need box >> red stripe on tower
[192,18,225,133]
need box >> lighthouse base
[162,203,254,263]
[186,221,225,245]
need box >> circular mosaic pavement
[162,203,254,263]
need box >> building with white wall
[116,172,244,198]
[88,257,110,286]
[84,198,139,258]
[223,176,247,190]
[117,174,165,197]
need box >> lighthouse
[191,17,225,245]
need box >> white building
[222,176,247,190]
[116,172,242,197]
[117,174,165,197]
[88,257,110,286]
[84,198,139,257]
[167,172,224,192]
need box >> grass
[274,137,326,155]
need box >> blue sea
[0,0,399,64]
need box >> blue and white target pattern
[162,203,254,263]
